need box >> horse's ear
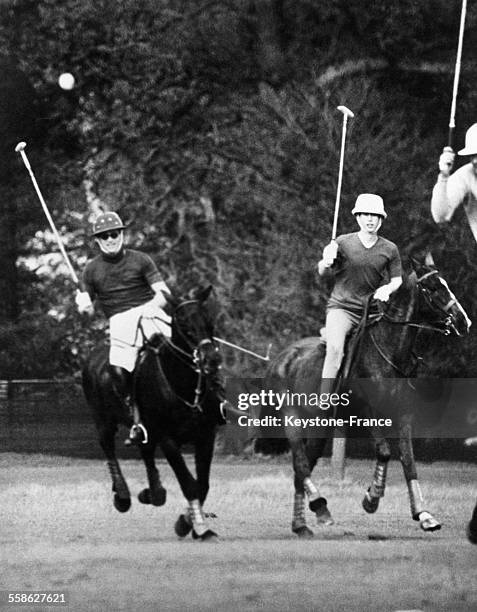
[164,291,175,305]
[424,251,436,267]
[196,284,213,302]
[162,289,178,312]
[410,256,429,275]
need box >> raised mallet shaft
[332,106,355,240]
[448,0,467,148]
[15,142,79,285]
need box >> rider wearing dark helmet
[75,212,171,444]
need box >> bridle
[372,270,458,336]
[140,299,220,411]
[415,270,460,322]
[367,270,463,376]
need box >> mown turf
[1,454,476,612]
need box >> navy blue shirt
[82,249,162,318]
[327,233,402,314]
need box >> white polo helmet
[458,123,477,156]
[351,193,387,219]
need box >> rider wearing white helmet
[75,211,172,444]
[317,194,402,394]
[431,123,477,242]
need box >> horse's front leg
[176,426,218,540]
[362,423,391,514]
[195,426,216,506]
[158,435,216,541]
[137,440,167,506]
[98,422,131,513]
[399,414,441,532]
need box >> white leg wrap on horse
[408,479,425,516]
[183,505,192,526]
[189,499,207,536]
[303,477,320,501]
[369,461,387,498]
[292,493,307,528]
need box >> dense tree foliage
[0,0,476,379]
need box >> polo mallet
[15,142,79,286]
[332,105,355,240]
[447,0,467,151]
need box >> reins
[138,301,216,412]
[365,271,457,376]
[369,271,453,336]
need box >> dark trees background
[0,0,476,379]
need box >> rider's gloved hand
[75,290,94,314]
[438,147,455,177]
[373,286,391,303]
[322,240,338,267]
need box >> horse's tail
[254,338,324,456]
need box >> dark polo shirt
[327,232,402,314]
[82,249,162,318]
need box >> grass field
[0,453,476,612]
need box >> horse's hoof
[192,529,218,542]
[292,525,314,538]
[138,487,167,506]
[362,491,380,514]
[150,486,167,506]
[466,522,477,544]
[174,514,193,538]
[113,494,131,513]
[418,512,441,532]
[309,497,334,525]
[309,496,327,513]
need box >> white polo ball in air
[58,72,75,90]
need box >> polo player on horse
[75,211,172,445]
[317,193,403,393]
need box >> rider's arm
[431,165,469,224]
[151,280,171,294]
[75,269,95,315]
[386,276,403,294]
[317,259,333,276]
[317,240,339,277]
[373,276,402,302]
[150,281,171,309]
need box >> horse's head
[169,285,221,375]
[412,256,471,337]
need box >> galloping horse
[262,259,471,537]
[82,285,224,540]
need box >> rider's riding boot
[111,366,148,445]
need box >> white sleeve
[431,169,469,223]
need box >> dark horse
[82,286,224,540]
[262,260,471,537]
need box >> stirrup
[219,400,229,422]
[125,423,148,445]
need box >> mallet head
[15,141,27,153]
[337,105,354,118]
